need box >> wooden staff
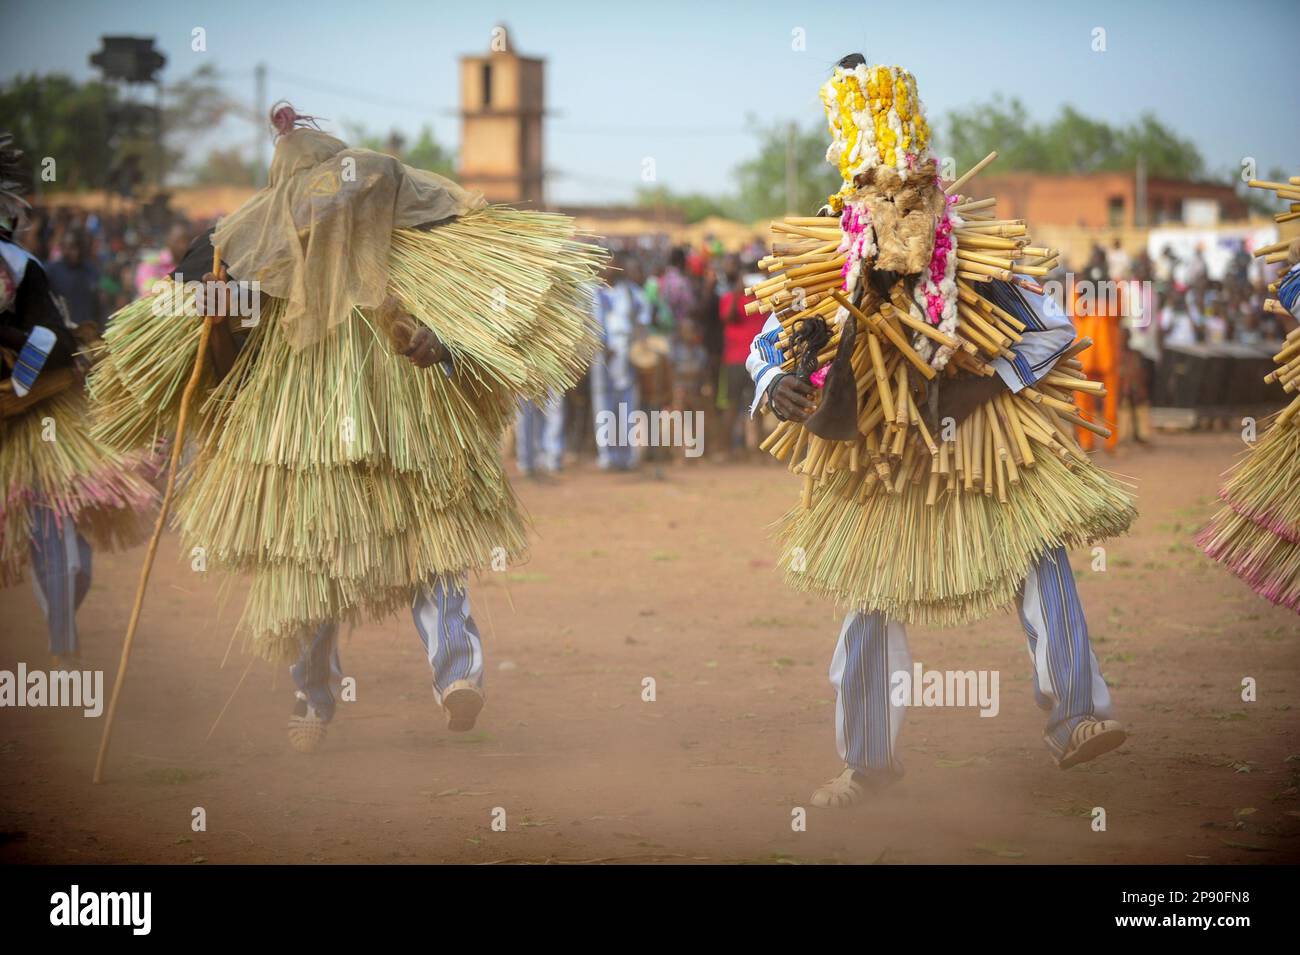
[94,246,222,784]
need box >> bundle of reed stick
[756,199,1099,512]
[0,388,156,586]
[88,206,604,658]
[1198,173,1300,613]
[1199,423,1300,614]
[751,160,1136,625]
[1244,174,1300,429]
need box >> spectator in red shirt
[718,266,765,459]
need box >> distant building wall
[458,27,545,206]
[969,171,1247,230]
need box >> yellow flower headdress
[820,63,932,210]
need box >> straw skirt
[774,423,1136,627]
[1199,422,1300,614]
[88,208,603,659]
[1,388,156,586]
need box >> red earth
[1,431,1297,864]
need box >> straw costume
[746,58,1136,805]
[1,134,155,661]
[1199,176,1300,613]
[88,109,604,748]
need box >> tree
[941,97,1206,180]
[342,121,456,178]
[191,147,259,186]
[0,66,237,193]
[635,185,735,224]
[941,95,1049,176]
[1042,105,1117,174]
[1111,113,1203,179]
[0,74,117,191]
[403,125,455,178]
[732,118,840,221]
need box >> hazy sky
[3,0,1298,205]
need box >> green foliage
[647,99,1211,225]
[702,100,1207,222]
[0,74,117,191]
[191,147,259,186]
[342,121,455,178]
[732,118,839,220]
[635,184,736,223]
[403,125,455,177]
[0,65,236,191]
[633,119,839,222]
[941,95,1205,180]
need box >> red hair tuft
[268,101,322,138]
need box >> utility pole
[254,62,267,185]
[89,36,166,193]
[785,120,798,214]
[154,78,164,189]
[1135,152,1147,228]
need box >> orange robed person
[1071,280,1122,452]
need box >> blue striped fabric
[833,611,907,776]
[755,326,782,380]
[11,326,56,396]
[746,314,789,416]
[984,279,1076,390]
[289,575,482,718]
[1017,546,1098,757]
[829,546,1102,770]
[290,621,342,720]
[414,575,483,701]
[27,506,91,655]
[1278,263,1300,317]
[983,280,1044,331]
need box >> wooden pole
[945,151,998,196]
[93,247,221,783]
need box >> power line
[181,68,761,138]
[551,123,752,137]
[264,68,451,117]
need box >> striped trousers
[590,351,639,470]
[28,506,92,656]
[516,394,566,473]
[831,545,1113,775]
[290,575,484,722]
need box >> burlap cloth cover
[213,129,486,350]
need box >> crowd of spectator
[1043,237,1295,448]
[15,203,1297,472]
[18,204,212,334]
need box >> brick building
[968,171,1248,229]
[458,26,545,205]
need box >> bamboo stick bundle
[750,155,1137,624]
[1197,168,1300,613]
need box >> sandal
[1057,717,1127,769]
[810,767,871,809]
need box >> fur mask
[857,160,944,276]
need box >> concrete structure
[969,171,1248,230]
[458,25,545,205]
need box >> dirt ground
[1,431,1298,865]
